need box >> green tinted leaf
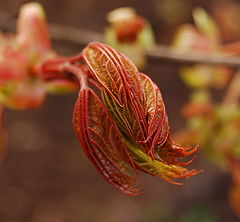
[126,140,200,185]
[193,7,219,44]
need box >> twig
[50,24,103,46]
[0,11,103,46]
[1,11,240,68]
[49,25,240,68]
[146,46,240,68]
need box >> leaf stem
[61,63,88,90]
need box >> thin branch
[1,11,240,68]
[50,24,103,46]
[146,46,240,68]
[0,11,103,46]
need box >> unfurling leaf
[73,88,139,195]
[139,73,169,154]
[126,141,200,185]
[82,42,143,107]
[72,42,200,195]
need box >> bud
[0,80,46,109]
[0,3,54,109]
[104,7,155,68]
[16,2,51,61]
[73,42,200,195]
[173,8,231,89]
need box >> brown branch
[0,11,103,46]
[1,11,240,68]
[146,46,240,68]
[49,25,240,68]
[49,24,103,46]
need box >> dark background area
[0,0,239,221]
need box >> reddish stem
[60,63,88,90]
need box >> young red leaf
[82,42,127,106]
[16,2,51,58]
[83,42,147,146]
[82,42,144,105]
[71,42,200,194]
[73,88,139,195]
[139,73,169,153]
[83,42,199,165]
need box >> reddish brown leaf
[101,89,147,149]
[139,73,169,153]
[73,88,139,195]
[78,42,200,190]
[83,42,144,104]
[154,137,199,166]
[82,42,127,106]
[83,42,147,145]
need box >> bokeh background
[0,0,239,221]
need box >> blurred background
[0,0,240,221]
